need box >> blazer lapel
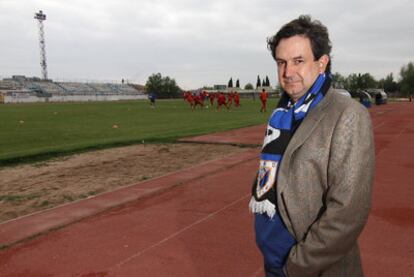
[277,89,334,193]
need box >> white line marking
[113,194,250,269]
[375,126,408,159]
[373,120,387,130]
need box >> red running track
[0,102,413,276]
[359,103,414,276]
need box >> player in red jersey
[183,91,195,109]
[234,91,240,107]
[209,92,216,107]
[193,93,204,109]
[259,89,268,112]
[227,91,234,108]
[217,92,228,111]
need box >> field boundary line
[112,194,250,269]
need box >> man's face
[275,35,328,102]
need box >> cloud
[1,0,413,88]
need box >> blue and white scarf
[249,73,330,218]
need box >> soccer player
[209,92,216,107]
[234,91,240,107]
[227,91,234,108]
[259,88,268,112]
[148,92,156,108]
[217,92,228,111]
[183,91,195,109]
[193,93,204,109]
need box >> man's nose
[284,63,294,78]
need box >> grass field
[0,98,275,165]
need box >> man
[148,92,156,108]
[234,91,241,107]
[209,92,216,107]
[227,91,234,108]
[249,15,374,277]
[260,88,268,112]
[202,90,208,105]
[183,91,195,109]
[217,92,228,111]
[193,92,204,109]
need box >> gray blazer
[277,89,375,277]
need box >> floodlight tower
[34,10,48,80]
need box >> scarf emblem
[256,160,278,199]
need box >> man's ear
[318,55,330,73]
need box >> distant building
[213,84,227,90]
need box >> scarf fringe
[249,197,276,219]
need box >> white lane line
[375,126,409,159]
[113,193,250,269]
[373,120,387,130]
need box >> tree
[244,83,254,89]
[344,73,359,91]
[145,73,181,99]
[236,79,240,88]
[344,73,378,91]
[379,73,399,93]
[399,61,414,97]
[256,75,261,88]
[332,72,346,88]
[265,76,270,87]
[228,77,233,88]
[359,73,377,89]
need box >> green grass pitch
[0,98,277,165]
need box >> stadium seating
[30,81,66,94]
[0,79,23,90]
[87,83,114,94]
[1,76,145,102]
[111,84,144,94]
[57,82,97,94]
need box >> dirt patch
[0,143,247,223]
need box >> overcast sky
[1,0,413,89]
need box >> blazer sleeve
[285,103,375,276]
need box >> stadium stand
[30,81,66,94]
[0,76,146,103]
[111,84,142,94]
[0,79,22,90]
[57,82,97,94]
[88,83,113,94]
